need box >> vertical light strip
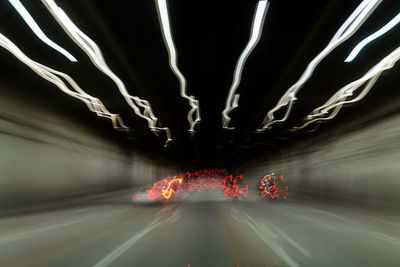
[155,0,200,133]
[345,11,400,62]
[41,0,172,146]
[222,0,269,129]
[256,0,382,131]
[8,0,77,62]
[0,33,129,130]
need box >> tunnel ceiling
[0,0,399,166]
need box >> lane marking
[363,231,400,246]
[282,204,297,211]
[93,217,162,267]
[0,208,128,246]
[243,214,300,267]
[306,207,350,222]
[0,216,96,245]
[270,224,311,258]
[287,209,400,246]
[357,213,400,228]
[93,210,181,267]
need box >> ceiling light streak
[294,46,400,130]
[0,33,129,131]
[8,0,77,62]
[257,0,381,131]
[345,11,400,62]
[41,0,171,146]
[222,0,269,129]
[155,0,200,133]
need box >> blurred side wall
[241,112,400,207]
[0,88,175,211]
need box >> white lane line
[270,224,311,258]
[243,214,300,267]
[306,207,350,222]
[0,216,96,246]
[168,210,181,224]
[286,209,400,246]
[357,213,400,228]
[245,214,278,239]
[93,210,181,267]
[365,231,400,246]
[230,208,309,265]
[0,208,128,246]
[282,205,297,211]
[93,216,162,267]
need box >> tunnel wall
[0,88,176,211]
[242,112,400,207]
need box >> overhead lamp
[345,11,400,62]
[294,46,400,130]
[8,0,77,62]
[257,0,382,131]
[41,0,172,146]
[222,0,270,129]
[0,32,128,130]
[155,0,200,133]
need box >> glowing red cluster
[259,175,288,199]
[133,169,248,200]
[134,176,183,200]
[222,174,248,197]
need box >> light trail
[294,46,400,130]
[133,169,247,201]
[41,0,172,146]
[155,0,200,133]
[259,174,288,199]
[0,33,129,131]
[346,11,400,62]
[8,0,77,62]
[222,0,270,129]
[257,0,382,131]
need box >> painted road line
[93,210,181,267]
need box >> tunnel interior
[0,0,400,266]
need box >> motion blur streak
[257,0,381,131]
[133,169,248,201]
[294,45,400,130]
[41,0,172,146]
[155,0,201,133]
[0,33,129,130]
[93,210,181,267]
[259,175,288,199]
[1,0,400,266]
[345,11,400,62]
[222,0,269,129]
[8,0,77,62]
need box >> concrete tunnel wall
[0,87,176,211]
[239,112,400,207]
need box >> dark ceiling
[0,0,399,166]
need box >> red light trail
[133,169,288,201]
[133,169,248,200]
[259,175,288,199]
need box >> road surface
[0,192,399,267]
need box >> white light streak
[41,0,172,146]
[0,33,129,131]
[8,0,77,62]
[257,0,382,131]
[155,0,200,133]
[222,0,269,129]
[345,11,400,62]
[294,46,400,130]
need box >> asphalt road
[0,192,399,267]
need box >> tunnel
[0,0,400,266]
